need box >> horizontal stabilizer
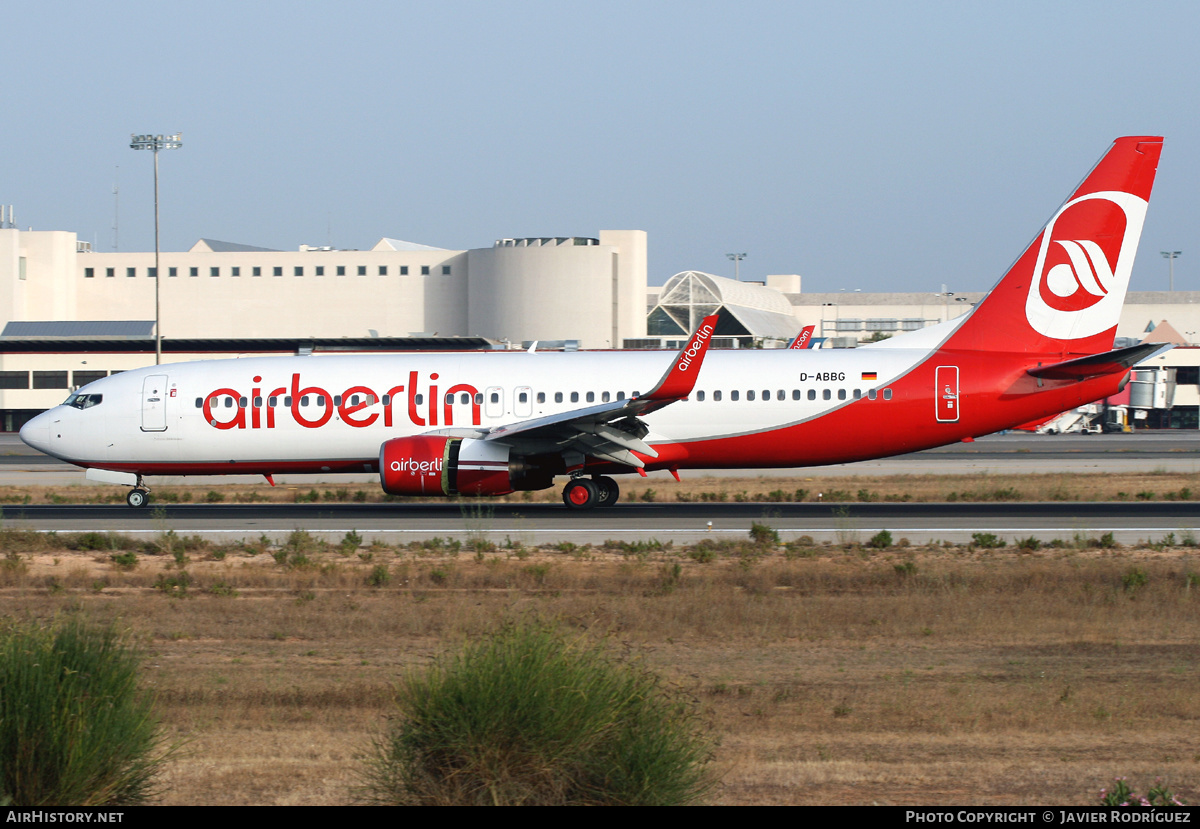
[1026,342,1173,381]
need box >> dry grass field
[2,525,1198,806]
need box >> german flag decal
[861,371,878,381]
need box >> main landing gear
[126,476,150,508]
[562,475,620,510]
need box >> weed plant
[360,621,715,806]
[0,618,169,807]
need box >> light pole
[1161,251,1182,292]
[130,132,182,365]
[726,252,747,281]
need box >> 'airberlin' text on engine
[202,372,480,430]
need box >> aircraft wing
[478,315,719,468]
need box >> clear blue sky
[3,1,1197,292]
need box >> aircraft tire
[593,476,620,507]
[126,489,149,509]
[562,478,599,510]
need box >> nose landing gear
[126,476,150,508]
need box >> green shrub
[866,530,892,549]
[0,618,169,806]
[360,622,715,806]
[749,522,780,547]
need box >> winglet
[642,314,719,401]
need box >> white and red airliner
[21,136,1166,509]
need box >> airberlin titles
[201,372,482,430]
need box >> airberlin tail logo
[1041,239,1115,311]
[1025,191,1147,341]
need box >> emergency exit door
[935,366,959,423]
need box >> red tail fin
[789,325,815,350]
[946,136,1162,357]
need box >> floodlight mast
[129,133,182,365]
[1161,250,1182,292]
[726,252,747,281]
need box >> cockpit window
[65,393,103,410]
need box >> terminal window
[0,371,29,389]
[33,371,68,389]
[421,266,430,275]
[400,266,408,275]
[442,265,450,275]
[357,265,367,276]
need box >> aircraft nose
[19,412,52,455]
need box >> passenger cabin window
[747,390,755,401]
[555,392,563,403]
[696,391,705,401]
[883,389,893,400]
[586,392,595,403]
[713,390,722,401]
[822,389,831,400]
[570,392,579,403]
[731,390,739,401]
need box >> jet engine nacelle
[378,436,519,497]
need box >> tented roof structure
[647,271,801,341]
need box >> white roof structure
[648,271,801,340]
[372,238,450,252]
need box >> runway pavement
[2,500,1198,547]
[2,431,1198,544]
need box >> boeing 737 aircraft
[20,136,1165,509]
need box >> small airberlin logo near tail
[677,322,714,371]
[1025,191,1147,340]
